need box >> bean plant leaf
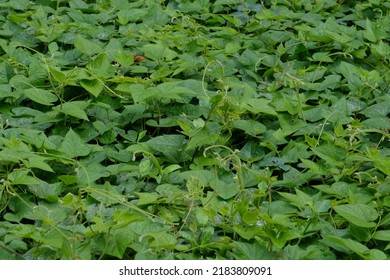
[210,174,240,200]
[59,129,91,159]
[74,35,103,56]
[8,169,41,185]
[136,192,160,206]
[333,204,378,228]
[244,99,277,116]
[53,101,90,121]
[140,43,178,61]
[311,144,346,167]
[232,119,266,137]
[372,230,390,241]
[23,88,58,105]
[80,78,104,97]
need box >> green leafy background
[0,0,389,260]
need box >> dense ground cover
[0,0,389,260]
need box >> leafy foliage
[0,0,389,260]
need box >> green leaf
[87,53,115,79]
[315,200,331,213]
[156,82,197,100]
[278,189,312,209]
[350,224,371,242]
[277,114,307,136]
[284,244,336,260]
[59,128,90,158]
[311,144,346,167]
[23,156,54,172]
[362,18,377,42]
[104,226,136,259]
[53,101,90,121]
[186,129,220,151]
[136,192,160,206]
[179,170,213,186]
[322,236,383,259]
[74,35,103,56]
[281,141,311,163]
[80,78,104,97]
[311,52,333,62]
[372,230,390,241]
[245,98,277,116]
[233,119,266,137]
[371,40,390,59]
[266,227,300,248]
[233,225,262,240]
[361,100,390,118]
[77,164,110,186]
[8,169,41,185]
[23,88,58,105]
[210,174,240,200]
[4,195,35,222]
[28,181,62,203]
[232,241,272,260]
[117,9,148,25]
[41,229,64,249]
[140,43,178,61]
[114,49,134,67]
[138,158,155,178]
[366,148,390,176]
[194,208,209,225]
[333,203,378,228]
[147,232,177,249]
[146,134,186,161]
